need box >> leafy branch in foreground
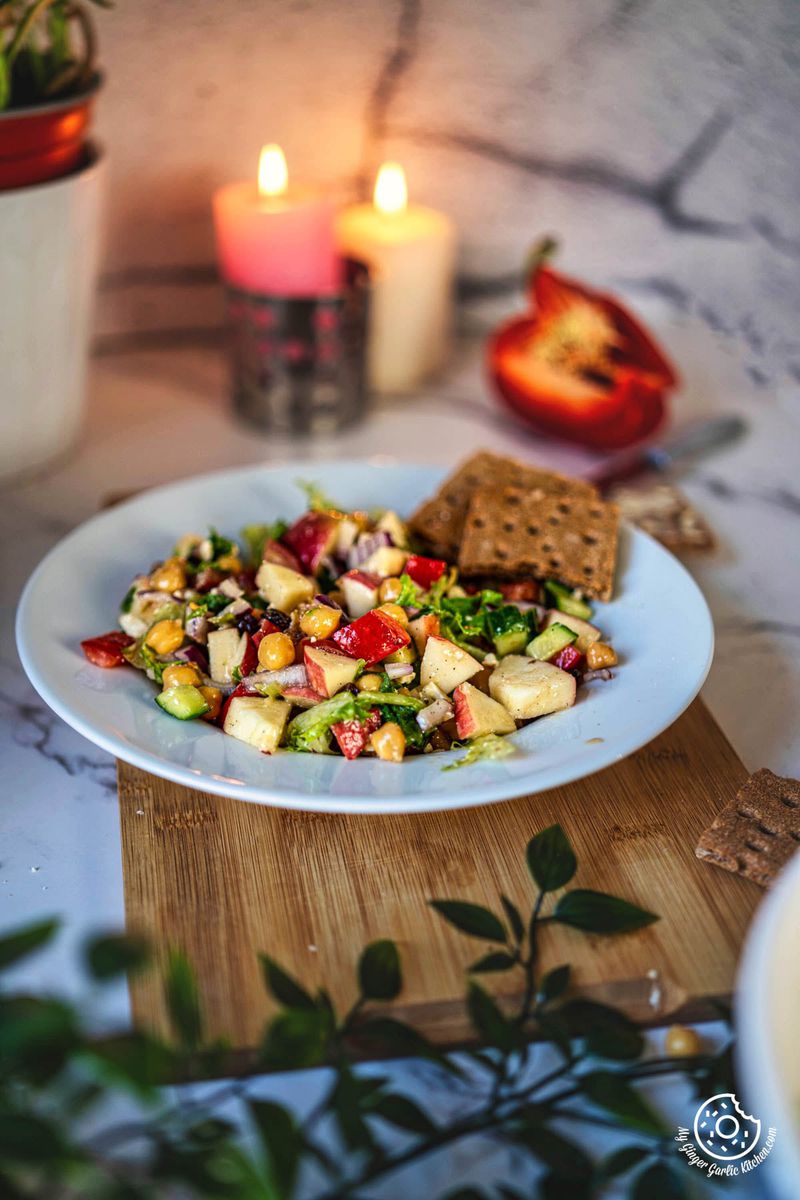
[0,826,732,1199]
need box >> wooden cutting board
[119,698,760,1058]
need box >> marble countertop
[1,307,795,1196]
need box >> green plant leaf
[0,55,9,112]
[429,900,506,943]
[538,1173,592,1200]
[0,917,59,970]
[0,995,81,1082]
[248,1099,300,1195]
[260,1007,333,1070]
[0,1112,78,1166]
[466,980,519,1054]
[164,950,204,1051]
[358,939,402,1001]
[469,950,516,973]
[580,1070,665,1134]
[539,963,571,1002]
[83,1031,175,1093]
[370,1092,437,1134]
[632,1161,688,1200]
[259,955,316,1010]
[598,1145,651,1179]
[553,890,658,934]
[513,1122,593,1181]
[560,999,644,1061]
[353,1015,462,1074]
[526,825,577,892]
[500,893,525,943]
[85,933,150,981]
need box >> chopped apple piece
[282,513,339,574]
[340,569,381,619]
[208,627,248,684]
[304,645,360,698]
[542,609,601,655]
[223,695,291,752]
[408,612,440,654]
[375,510,408,549]
[359,545,408,577]
[281,683,327,709]
[453,682,516,739]
[488,655,576,720]
[256,561,315,612]
[420,635,482,694]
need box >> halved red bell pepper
[489,242,677,450]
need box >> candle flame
[374,162,407,216]
[258,143,288,198]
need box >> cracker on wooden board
[610,484,715,553]
[458,485,620,601]
[695,769,800,888]
[409,452,597,559]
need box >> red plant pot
[0,74,101,191]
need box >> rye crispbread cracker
[458,485,620,601]
[409,452,597,559]
[610,484,715,553]
[695,769,800,888]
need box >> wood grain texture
[119,699,758,1056]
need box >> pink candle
[213,145,341,296]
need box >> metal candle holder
[225,258,371,436]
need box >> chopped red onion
[240,664,308,690]
[314,593,344,611]
[582,668,614,682]
[185,614,209,643]
[175,644,209,670]
[347,530,391,569]
[385,661,414,680]
[416,698,454,731]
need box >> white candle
[336,163,456,394]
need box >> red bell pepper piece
[553,644,583,673]
[489,241,677,450]
[498,579,540,603]
[404,554,448,590]
[331,709,382,760]
[80,631,135,668]
[331,609,410,664]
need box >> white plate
[16,460,713,814]
[736,850,800,1200]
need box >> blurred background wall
[92,0,800,386]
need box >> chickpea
[378,602,408,627]
[385,644,416,665]
[370,722,406,762]
[586,641,618,670]
[162,663,203,690]
[198,685,222,721]
[150,557,186,592]
[664,1025,703,1058]
[145,619,184,654]
[299,605,342,640]
[216,553,242,574]
[378,577,403,603]
[358,673,383,692]
[258,631,296,671]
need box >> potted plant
[0,0,107,482]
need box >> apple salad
[81,486,618,768]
